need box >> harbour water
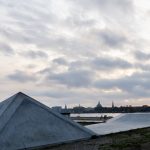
[70,113,121,125]
[71,113,121,118]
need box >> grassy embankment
[99,127,150,150]
[32,127,150,150]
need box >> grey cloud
[39,56,133,89]
[134,63,150,72]
[0,0,133,57]
[92,57,132,70]
[31,90,79,99]
[134,51,150,60]
[0,0,132,59]
[47,69,94,87]
[8,70,36,82]
[71,0,134,23]
[53,57,68,66]
[20,50,48,59]
[95,71,150,97]
[94,29,128,48]
[0,0,57,48]
[26,64,37,69]
[0,43,14,55]
[0,0,149,106]
[65,12,96,29]
[2,0,54,23]
[37,35,96,57]
[69,61,86,70]
[8,2,56,31]
[52,56,132,73]
[73,0,132,11]
[1,2,128,56]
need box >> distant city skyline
[0,0,150,107]
[51,100,149,109]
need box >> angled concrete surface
[86,113,150,135]
[0,92,95,150]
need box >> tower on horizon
[112,101,115,108]
[65,104,67,110]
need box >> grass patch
[99,128,150,150]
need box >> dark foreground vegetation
[34,127,150,150]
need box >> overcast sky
[0,0,150,107]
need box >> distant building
[65,104,67,110]
[112,101,115,108]
[86,107,93,111]
[73,105,85,113]
[51,106,62,113]
[95,101,103,112]
[61,104,71,117]
[96,101,103,108]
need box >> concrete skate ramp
[86,113,150,135]
[0,92,95,150]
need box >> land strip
[34,127,150,150]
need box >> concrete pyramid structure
[0,92,95,150]
[87,113,150,135]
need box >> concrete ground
[35,127,150,150]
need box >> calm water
[71,113,121,117]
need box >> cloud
[70,0,134,24]
[8,70,36,82]
[94,71,150,97]
[0,42,14,55]
[73,0,133,11]
[91,57,132,70]
[134,51,150,61]
[97,29,128,48]
[20,50,48,59]
[46,69,94,87]
[53,57,68,65]
[0,0,150,106]
[37,55,133,90]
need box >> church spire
[112,101,115,108]
[65,104,67,110]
